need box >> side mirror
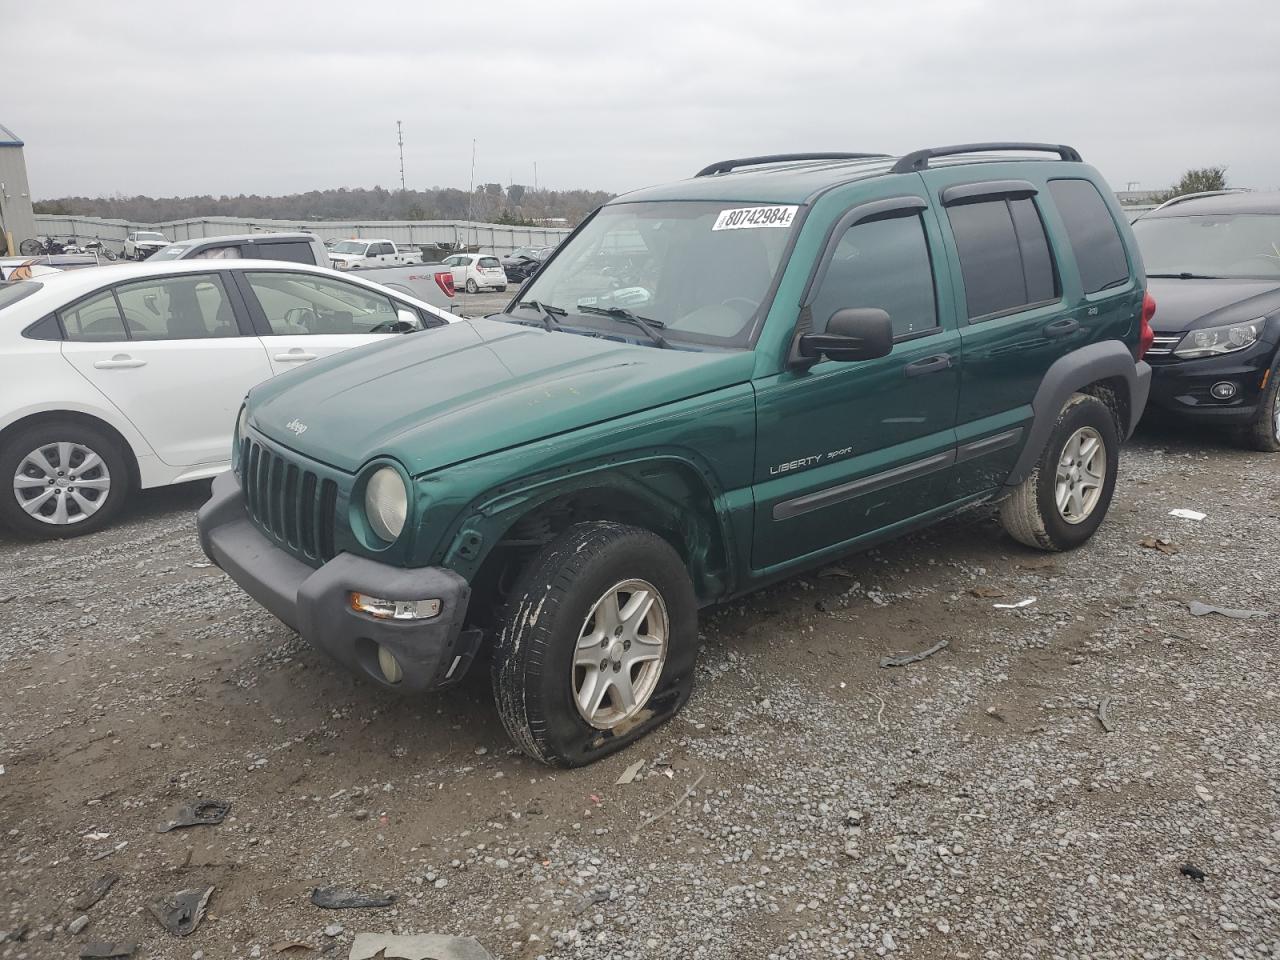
[798,308,893,362]
[396,308,419,328]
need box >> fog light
[1210,381,1237,400]
[349,593,441,620]
[377,645,404,684]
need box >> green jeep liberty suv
[199,143,1154,766]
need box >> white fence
[31,215,572,257]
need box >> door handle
[274,352,317,362]
[1043,317,1080,339]
[904,353,953,378]
[93,354,146,369]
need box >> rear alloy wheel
[492,521,699,766]
[465,278,479,294]
[1242,357,1280,452]
[0,422,131,539]
[1000,393,1119,551]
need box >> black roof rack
[695,153,888,178]
[890,142,1082,175]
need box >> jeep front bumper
[197,472,476,692]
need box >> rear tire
[1000,393,1119,552]
[1241,356,1280,452]
[497,285,508,293]
[465,278,478,294]
[491,521,699,767]
[19,238,40,256]
[0,420,132,539]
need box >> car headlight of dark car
[1173,319,1264,359]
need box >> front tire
[1000,393,1119,551]
[491,521,699,767]
[1242,356,1280,452]
[0,421,132,539]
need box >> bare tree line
[34,184,615,225]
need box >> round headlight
[365,467,408,542]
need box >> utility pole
[468,138,477,243]
[397,121,406,193]
[533,161,538,192]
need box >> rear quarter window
[1047,179,1130,294]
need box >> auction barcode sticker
[712,205,798,231]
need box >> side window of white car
[114,274,240,340]
[245,272,417,335]
[60,290,129,342]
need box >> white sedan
[442,253,508,293]
[0,259,454,538]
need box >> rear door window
[1047,179,1130,294]
[113,274,239,340]
[947,197,1059,320]
[479,257,501,269]
[251,241,316,265]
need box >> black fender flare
[1006,341,1152,486]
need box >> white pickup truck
[328,238,423,271]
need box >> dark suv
[1131,191,1280,449]
[201,143,1152,766]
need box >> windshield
[513,200,799,349]
[0,281,42,311]
[331,241,368,255]
[137,232,166,242]
[1132,214,1280,279]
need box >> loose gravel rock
[2,421,1279,958]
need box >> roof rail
[1148,189,1249,213]
[695,153,888,178]
[890,142,1082,175]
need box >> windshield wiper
[1148,272,1227,280]
[575,304,670,349]
[515,299,566,332]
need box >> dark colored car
[501,245,554,283]
[200,143,1151,766]
[1131,191,1280,450]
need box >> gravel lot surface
[2,415,1279,960]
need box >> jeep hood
[246,318,755,476]
[1147,277,1280,332]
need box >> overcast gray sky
[4,0,1278,199]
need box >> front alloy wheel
[572,579,668,729]
[492,521,699,766]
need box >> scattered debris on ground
[879,638,950,668]
[310,886,397,910]
[147,886,213,937]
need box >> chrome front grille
[1145,332,1183,358]
[240,437,337,562]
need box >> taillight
[1137,291,1156,360]
[434,271,456,298]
